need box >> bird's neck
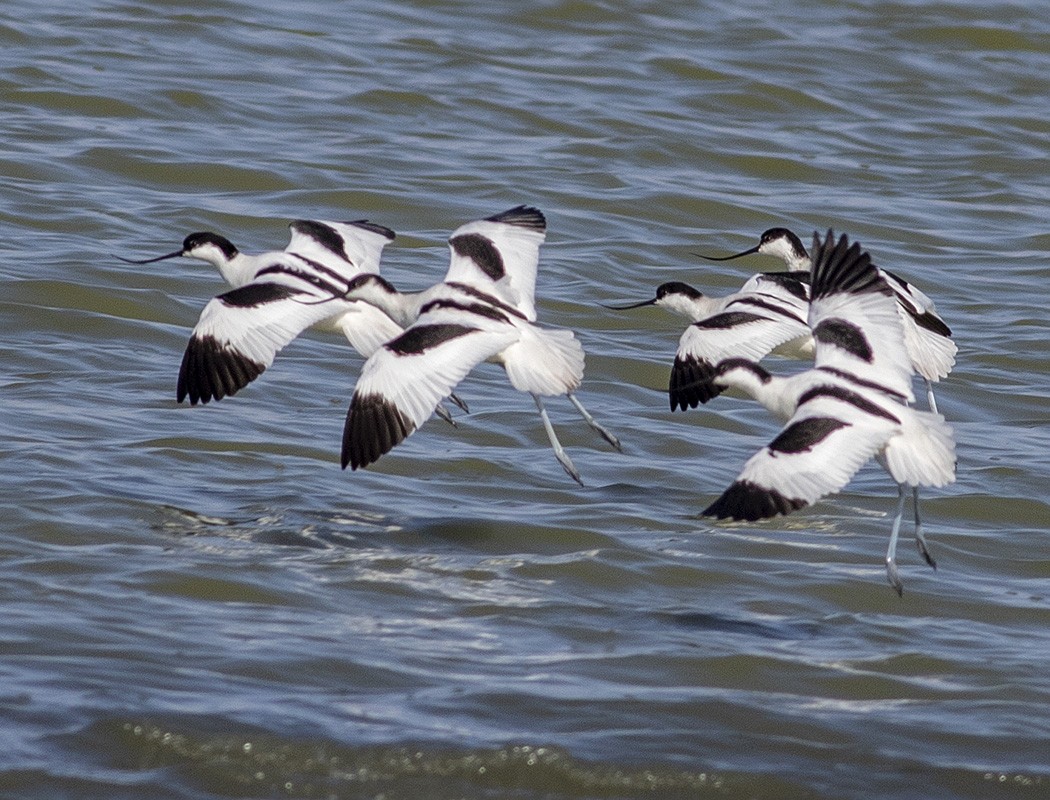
[713,360,796,421]
[213,252,256,288]
[345,279,431,327]
[667,294,722,321]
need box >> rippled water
[3,1,1049,797]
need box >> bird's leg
[533,394,583,486]
[566,392,622,452]
[449,392,470,414]
[434,402,457,428]
[924,378,939,414]
[886,484,908,596]
[913,486,937,569]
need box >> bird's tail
[502,327,585,396]
[882,407,956,488]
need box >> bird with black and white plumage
[119,219,425,407]
[698,226,957,412]
[603,271,814,409]
[701,230,956,595]
[333,205,621,485]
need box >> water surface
[2,1,1049,797]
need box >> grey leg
[886,484,908,596]
[566,392,622,452]
[533,394,583,486]
[913,486,937,569]
[924,378,939,414]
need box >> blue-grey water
[3,1,1049,798]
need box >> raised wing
[442,205,546,321]
[808,231,914,402]
[286,219,395,276]
[177,273,354,404]
[879,267,957,382]
[669,273,811,409]
[703,385,900,520]
[341,300,521,470]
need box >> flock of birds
[122,206,958,594]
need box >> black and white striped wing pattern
[807,231,915,401]
[285,219,395,276]
[878,268,957,382]
[669,274,811,410]
[341,307,520,470]
[703,386,899,520]
[443,205,546,321]
[178,277,352,405]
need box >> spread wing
[177,272,354,404]
[669,273,812,409]
[879,267,957,382]
[285,219,395,276]
[808,231,914,402]
[341,301,520,470]
[703,385,900,520]
[442,205,546,321]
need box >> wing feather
[341,309,519,469]
[808,231,914,401]
[442,205,546,321]
[286,219,395,276]
[704,391,897,519]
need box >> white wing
[703,384,898,520]
[807,231,915,402]
[669,274,812,409]
[286,219,395,276]
[878,268,956,382]
[178,275,352,404]
[442,205,546,321]
[328,301,406,358]
[341,304,520,470]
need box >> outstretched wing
[341,301,520,470]
[442,205,546,321]
[177,272,355,405]
[669,273,812,410]
[878,267,957,382]
[808,230,914,402]
[286,219,395,277]
[703,386,900,520]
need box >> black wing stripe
[703,480,808,521]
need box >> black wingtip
[176,335,264,406]
[345,219,397,241]
[341,392,415,470]
[668,355,724,410]
[485,205,546,232]
[702,480,808,521]
[808,229,886,301]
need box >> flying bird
[697,227,956,412]
[120,220,431,408]
[701,230,956,595]
[604,272,813,408]
[335,205,621,485]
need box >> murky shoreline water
[2,1,1049,798]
